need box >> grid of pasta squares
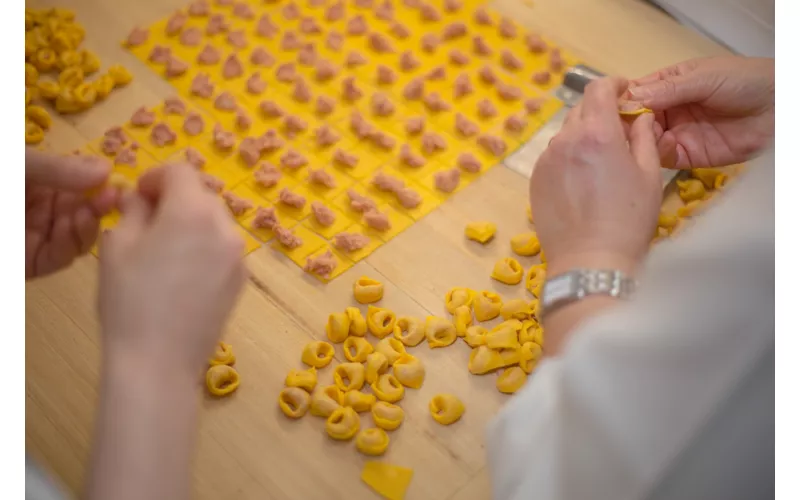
[90,0,576,281]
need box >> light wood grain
[26,0,730,498]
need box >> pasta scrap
[278,387,311,418]
[429,394,465,425]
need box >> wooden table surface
[25,1,729,498]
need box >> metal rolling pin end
[556,64,606,107]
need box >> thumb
[627,73,710,110]
[115,190,153,238]
[629,113,660,174]
[26,149,111,190]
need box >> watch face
[542,273,576,306]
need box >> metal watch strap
[540,269,637,318]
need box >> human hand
[531,77,663,277]
[26,148,118,279]
[627,56,774,169]
[98,163,247,376]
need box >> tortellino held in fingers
[371,401,405,431]
[326,311,351,343]
[344,390,377,412]
[426,316,457,348]
[496,366,527,394]
[491,257,523,285]
[344,336,375,362]
[356,428,391,456]
[278,386,310,418]
[453,305,472,336]
[367,305,397,338]
[209,341,236,365]
[334,362,366,391]
[206,365,241,396]
[510,232,541,256]
[393,316,426,347]
[468,345,504,374]
[371,373,405,403]
[464,325,488,347]
[285,366,318,392]
[346,306,368,336]
[444,287,473,314]
[366,352,389,384]
[354,276,384,303]
[393,353,426,389]
[487,323,520,350]
[326,406,361,440]
[473,290,502,321]
[310,385,344,417]
[429,394,465,425]
[519,341,543,374]
[500,298,532,320]
[302,341,335,368]
[375,337,407,365]
[676,178,706,203]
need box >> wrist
[103,338,202,396]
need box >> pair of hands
[532,56,775,278]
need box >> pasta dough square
[270,225,327,265]
[240,208,297,243]
[236,224,263,256]
[360,203,414,243]
[301,205,353,239]
[304,246,353,282]
[334,224,383,262]
[274,183,317,221]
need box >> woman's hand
[26,148,117,279]
[628,56,774,169]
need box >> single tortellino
[326,311,351,343]
[371,373,405,403]
[209,341,236,366]
[371,401,405,431]
[37,80,60,100]
[366,352,389,384]
[367,305,397,338]
[93,73,115,100]
[487,323,520,350]
[658,213,679,234]
[27,105,52,130]
[108,64,133,86]
[519,342,543,374]
[468,345,504,374]
[73,82,97,109]
[525,264,546,297]
[498,347,521,367]
[25,121,44,145]
[344,336,374,362]
[279,386,315,418]
[356,428,391,456]
[354,276,384,304]
[285,367,318,392]
[690,167,723,189]
[676,178,706,203]
[429,394,465,425]
[334,362,366,392]
[375,337,407,365]
[500,299,532,320]
[58,66,84,89]
[326,406,361,440]
[474,290,502,322]
[302,341,335,368]
[344,390,377,412]
[465,221,497,244]
[278,387,311,418]
[206,365,241,397]
[393,316,426,347]
[491,257,523,285]
[346,307,368,336]
[310,385,343,417]
[445,287,474,314]
[496,366,528,394]
[393,354,426,389]
[518,320,543,345]
[464,325,488,348]
[81,49,101,74]
[452,305,473,337]
[426,316,457,348]
[510,232,541,256]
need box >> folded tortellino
[393,353,426,389]
[344,389,377,412]
[207,364,241,397]
[346,306,368,336]
[371,373,405,403]
[677,199,703,218]
[334,362,366,392]
[498,347,521,367]
[487,324,520,350]
[310,385,344,417]
[444,287,474,314]
[518,320,543,345]
[367,305,397,338]
[519,341,543,374]
[326,311,351,343]
[510,232,541,256]
[453,305,473,336]
[429,394,465,425]
[468,345,504,374]
[425,316,457,348]
[366,352,389,384]
[464,221,497,244]
[496,366,527,394]
[500,298,531,320]
[371,401,405,431]
[393,316,426,347]
[525,264,546,297]
[491,257,523,285]
[464,325,488,347]
[302,341,335,368]
[676,178,706,203]
[356,427,390,456]
[473,290,502,321]
[278,386,310,418]
[354,276,384,304]
[326,406,361,440]
[375,337,407,365]
[344,336,374,362]
[209,341,236,366]
[690,167,723,189]
[285,366,318,392]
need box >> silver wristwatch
[540,269,637,318]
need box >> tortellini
[25,121,44,144]
[464,325,488,348]
[500,299,532,320]
[518,320,543,345]
[519,342,543,374]
[209,341,236,366]
[473,290,502,321]
[326,406,361,440]
[453,305,473,336]
[393,354,426,389]
[356,428,391,456]
[425,316,457,348]
[302,341,335,368]
[429,394,465,425]
[344,336,374,362]
[366,352,389,384]
[346,306,368,336]
[326,311,351,343]
[676,178,706,203]
[468,345,504,374]
[285,367,318,392]
[491,257,523,285]
[465,221,497,244]
[334,363,366,392]
[206,364,241,397]
[444,287,473,314]
[657,213,679,235]
[278,387,310,418]
[496,366,527,394]
[310,385,344,417]
[371,374,405,403]
[525,264,546,297]
[393,316,426,347]
[487,323,521,350]
[367,305,397,338]
[677,200,703,218]
[371,401,405,431]
[344,390,377,412]
[690,167,724,189]
[375,337,407,365]
[26,105,52,130]
[510,232,541,256]
[108,64,133,86]
[498,347,521,367]
[354,276,384,304]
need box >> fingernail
[627,85,656,101]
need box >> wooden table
[25,1,729,498]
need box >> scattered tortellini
[310,385,343,417]
[367,305,397,338]
[491,257,524,285]
[371,401,405,431]
[445,287,473,314]
[425,316,457,348]
[464,325,488,348]
[326,406,361,440]
[498,347,521,368]
[326,311,351,343]
[334,362,366,392]
[465,221,497,244]
[26,105,51,130]
[691,167,728,190]
[346,307,368,336]
[676,178,706,203]
[393,316,426,347]
[375,337,407,365]
[285,367,318,392]
[519,342,543,374]
[518,320,543,345]
[487,323,521,350]
[468,345,504,375]
[393,354,426,389]
[344,336,374,363]
[510,232,541,256]
[453,305,473,336]
[356,428,390,456]
[25,121,44,145]
[500,299,532,320]
[474,290,502,322]
[366,352,389,384]
[429,394,465,425]
[302,341,335,368]
[354,276,384,304]
[278,387,310,418]
[371,374,405,403]
[677,199,703,218]
[496,366,527,394]
[344,390,377,412]
[209,341,236,366]
[206,364,241,397]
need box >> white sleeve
[486,151,775,500]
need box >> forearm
[86,347,200,500]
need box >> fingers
[72,206,100,255]
[657,131,679,169]
[137,163,208,211]
[26,148,111,191]
[628,113,661,174]
[116,190,153,236]
[627,73,710,111]
[581,77,629,119]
